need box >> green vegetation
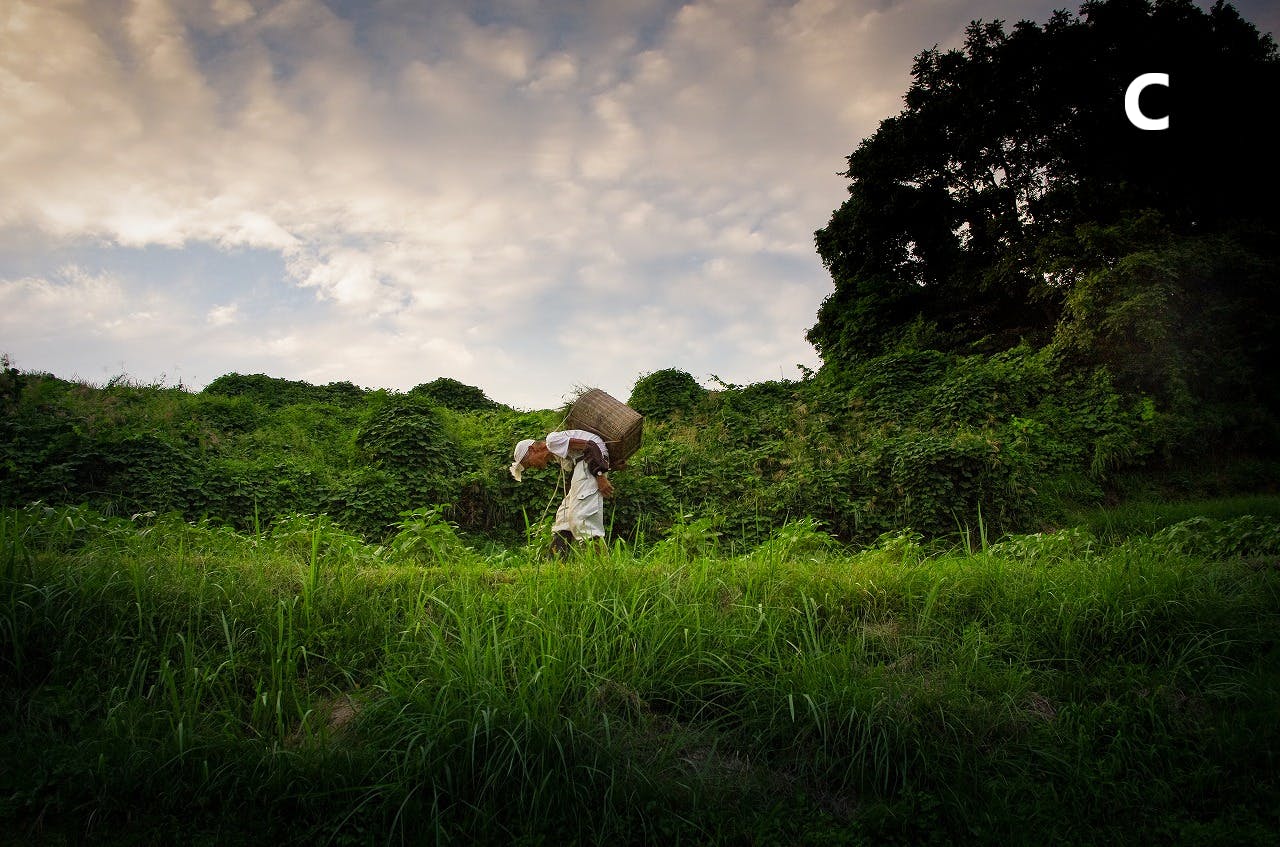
[408,377,502,413]
[3,3,1278,842]
[628,368,708,421]
[1,349,1201,548]
[809,1,1280,459]
[3,502,1278,845]
[3,1,1277,553]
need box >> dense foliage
[204,372,367,408]
[5,2,1276,548]
[409,376,502,412]
[627,368,708,420]
[809,0,1280,457]
[2,348,1184,546]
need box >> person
[511,429,614,555]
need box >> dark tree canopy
[809,0,1279,369]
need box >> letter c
[1125,73,1169,130]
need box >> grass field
[2,501,1278,845]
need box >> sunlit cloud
[207,303,239,326]
[0,266,128,331]
[3,0,1272,407]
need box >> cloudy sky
[2,0,1276,409]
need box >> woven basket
[565,389,644,464]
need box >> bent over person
[510,429,614,555]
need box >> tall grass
[2,503,1278,845]
[1070,494,1280,539]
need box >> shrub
[409,377,500,412]
[355,395,451,476]
[380,506,474,564]
[629,369,707,420]
[204,373,367,408]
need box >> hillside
[2,353,1276,552]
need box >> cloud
[12,0,1260,406]
[207,302,239,326]
[0,266,130,332]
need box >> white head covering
[510,439,535,482]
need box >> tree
[809,0,1280,369]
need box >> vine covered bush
[205,372,367,408]
[409,377,501,412]
[628,368,707,420]
[0,349,1253,547]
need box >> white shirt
[545,429,609,463]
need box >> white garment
[553,457,605,540]
[545,429,609,465]
[510,438,536,481]
[545,429,607,540]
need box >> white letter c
[1125,73,1169,130]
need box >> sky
[3,0,1277,410]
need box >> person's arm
[568,438,610,474]
[571,438,614,497]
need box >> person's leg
[551,488,575,558]
[574,491,607,555]
[550,530,574,558]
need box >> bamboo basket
[565,389,644,464]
